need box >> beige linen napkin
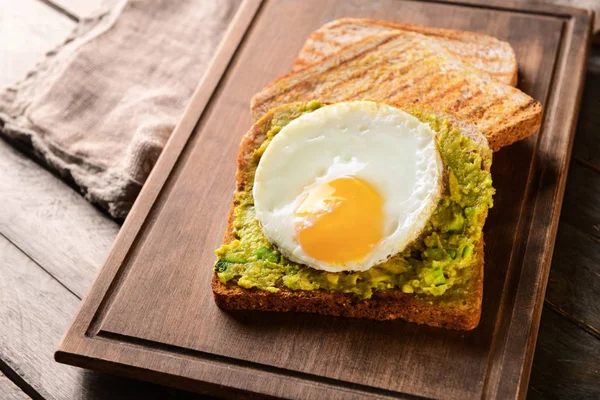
[0,0,240,218]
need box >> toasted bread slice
[251,31,542,151]
[213,102,490,330]
[292,18,518,86]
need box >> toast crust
[212,104,487,331]
[292,18,518,87]
[212,263,482,330]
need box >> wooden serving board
[55,1,593,398]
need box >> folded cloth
[0,0,240,218]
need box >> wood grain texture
[548,222,600,336]
[0,0,74,88]
[515,0,600,32]
[545,163,600,335]
[572,46,600,171]
[53,0,593,399]
[560,160,600,243]
[0,233,103,400]
[0,234,207,400]
[0,138,119,298]
[0,372,29,400]
[528,307,600,399]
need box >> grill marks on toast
[323,43,422,103]
[260,34,397,109]
[292,18,518,86]
[254,34,427,111]
[385,58,510,119]
[513,98,538,116]
[412,78,471,108]
[252,31,542,150]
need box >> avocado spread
[215,101,494,300]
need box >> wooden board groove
[91,331,422,400]
[55,1,593,399]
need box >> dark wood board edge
[55,336,409,400]
[54,1,594,399]
[482,8,594,400]
[422,0,593,18]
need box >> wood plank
[560,160,600,242]
[572,46,600,170]
[546,221,600,335]
[0,372,29,400]
[55,0,592,399]
[0,0,74,88]
[528,306,600,399]
[0,234,207,400]
[0,138,119,298]
[544,161,600,335]
[0,233,96,400]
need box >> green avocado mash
[215,101,494,300]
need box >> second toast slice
[292,18,518,86]
[252,31,542,151]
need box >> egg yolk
[295,176,384,265]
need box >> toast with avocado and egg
[213,101,494,330]
[251,31,542,151]
[292,18,518,86]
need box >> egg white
[253,101,444,272]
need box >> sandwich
[213,100,494,330]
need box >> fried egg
[253,101,443,272]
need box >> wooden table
[0,1,598,399]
